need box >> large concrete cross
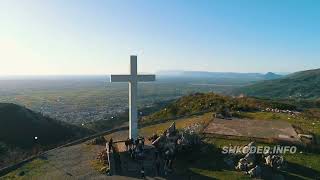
[110,55,155,139]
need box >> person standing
[141,167,145,179]
[141,137,145,149]
[108,137,113,152]
[135,138,139,148]
[154,154,161,176]
[125,138,129,151]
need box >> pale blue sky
[0,0,319,75]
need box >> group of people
[124,135,171,178]
[121,122,180,178]
[125,137,145,160]
[124,137,147,178]
[149,131,179,176]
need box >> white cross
[110,55,155,139]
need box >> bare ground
[204,118,301,143]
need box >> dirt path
[1,141,134,179]
[1,115,213,180]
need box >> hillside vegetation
[237,68,320,99]
[142,92,320,143]
[142,92,297,123]
[0,103,92,149]
[0,103,93,168]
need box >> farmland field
[0,76,248,124]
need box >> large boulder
[248,165,262,178]
[91,136,106,145]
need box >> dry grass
[139,112,213,137]
[1,158,47,180]
[90,159,107,173]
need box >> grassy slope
[231,111,320,179]
[139,92,320,179]
[176,113,320,179]
[0,103,92,149]
[237,68,320,99]
[142,113,320,179]
[3,91,320,179]
[140,112,213,137]
[239,111,320,145]
[141,92,297,125]
[0,103,93,169]
[141,96,320,180]
[1,159,47,180]
[3,112,320,179]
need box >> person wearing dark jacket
[108,138,113,152]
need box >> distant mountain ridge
[157,70,282,80]
[263,72,282,80]
[237,68,320,99]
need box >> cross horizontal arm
[138,75,156,82]
[110,75,131,82]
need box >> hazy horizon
[1,0,319,75]
[0,70,292,78]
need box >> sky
[0,0,319,75]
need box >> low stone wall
[0,155,39,177]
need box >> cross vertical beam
[129,56,138,139]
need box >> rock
[167,122,176,135]
[97,150,108,162]
[264,154,284,169]
[91,136,106,145]
[100,166,107,173]
[248,165,261,178]
[271,155,284,169]
[235,158,248,171]
[242,141,255,154]
[265,155,272,166]
[106,168,111,176]
[244,152,256,165]
[298,134,314,140]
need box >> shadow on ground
[110,143,216,180]
[280,161,320,180]
[108,140,320,180]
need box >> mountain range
[237,68,320,99]
[157,70,283,80]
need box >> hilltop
[0,103,93,168]
[141,92,297,124]
[236,68,320,99]
[3,93,320,179]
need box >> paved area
[204,118,301,143]
[1,130,169,180]
[1,142,109,180]
[0,131,140,180]
[2,129,209,179]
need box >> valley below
[0,75,251,125]
[1,71,320,179]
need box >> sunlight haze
[0,0,319,75]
